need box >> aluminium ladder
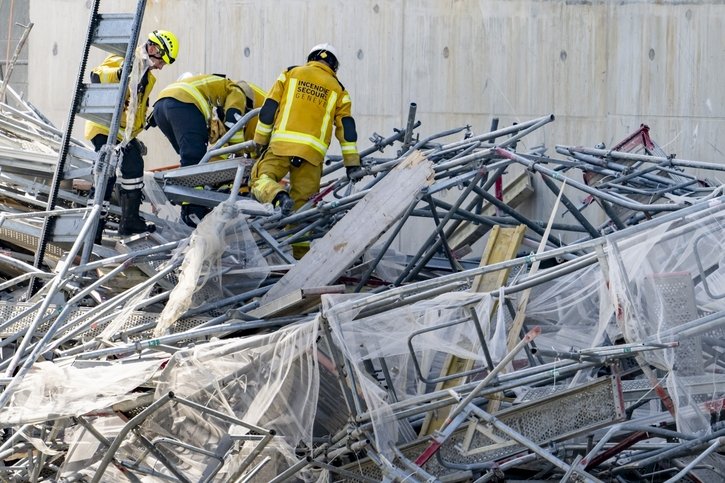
[31,0,147,287]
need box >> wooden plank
[471,225,527,293]
[249,285,346,318]
[486,183,566,414]
[419,224,526,436]
[261,151,435,305]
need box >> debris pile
[0,84,725,482]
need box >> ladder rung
[76,84,122,125]
[91,13,135,56]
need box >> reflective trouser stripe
[250,174,284,204]
[250,151,322,210]
[120,176,144,191]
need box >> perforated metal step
[91,13,135,55]
[336,376,624,480]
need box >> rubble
[1,2,725,480]
[0,79,724,482]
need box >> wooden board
[261,151,434,305]
[249,285,346,318]
[419,224,526,436]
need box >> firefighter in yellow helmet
[84,30,178,240]
[251,43,361,226]
[150,73,266,226]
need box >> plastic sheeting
[0,356,165,425]
[154,199,271,337]
[320,199,725,460]
[88,319,323,481]
[324,291,494,458]
[524,198,725,437]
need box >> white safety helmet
[308,43,339,72]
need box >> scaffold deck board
[261,151,435,305]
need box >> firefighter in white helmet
[85,30,179,239]
[251,43,361,257]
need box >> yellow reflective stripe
[340,142,357,154]
[279,78,297,131]
[189,77,221,89]
[320,91,337,140]
[271,130,328,155]
[173,83,212,120]
[250,83,266,98]
[341,93,351,104]
[277,72,287,83]
[230,133,246,143]
[256,121,272,135]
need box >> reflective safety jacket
[84,54,156,141]
[254,61,360,167]
[155,74,265,144]
[235,80,267,143]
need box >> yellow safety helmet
[148,30,178,64]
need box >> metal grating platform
[0,300,211,342]
[154,159,251,188]
[336,376,625,481]
[644,272,704,376]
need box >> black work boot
[119,189,156,236]
[272,191,294,216]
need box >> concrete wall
[26,0,725,253]
[1,0,30,97]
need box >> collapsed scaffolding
[1,75,725,481]
[2,0,725,469]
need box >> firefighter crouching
[150,73,265,227]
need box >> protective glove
[224,108,242,129]
[346,165,364,182]
[254,142,268,159]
